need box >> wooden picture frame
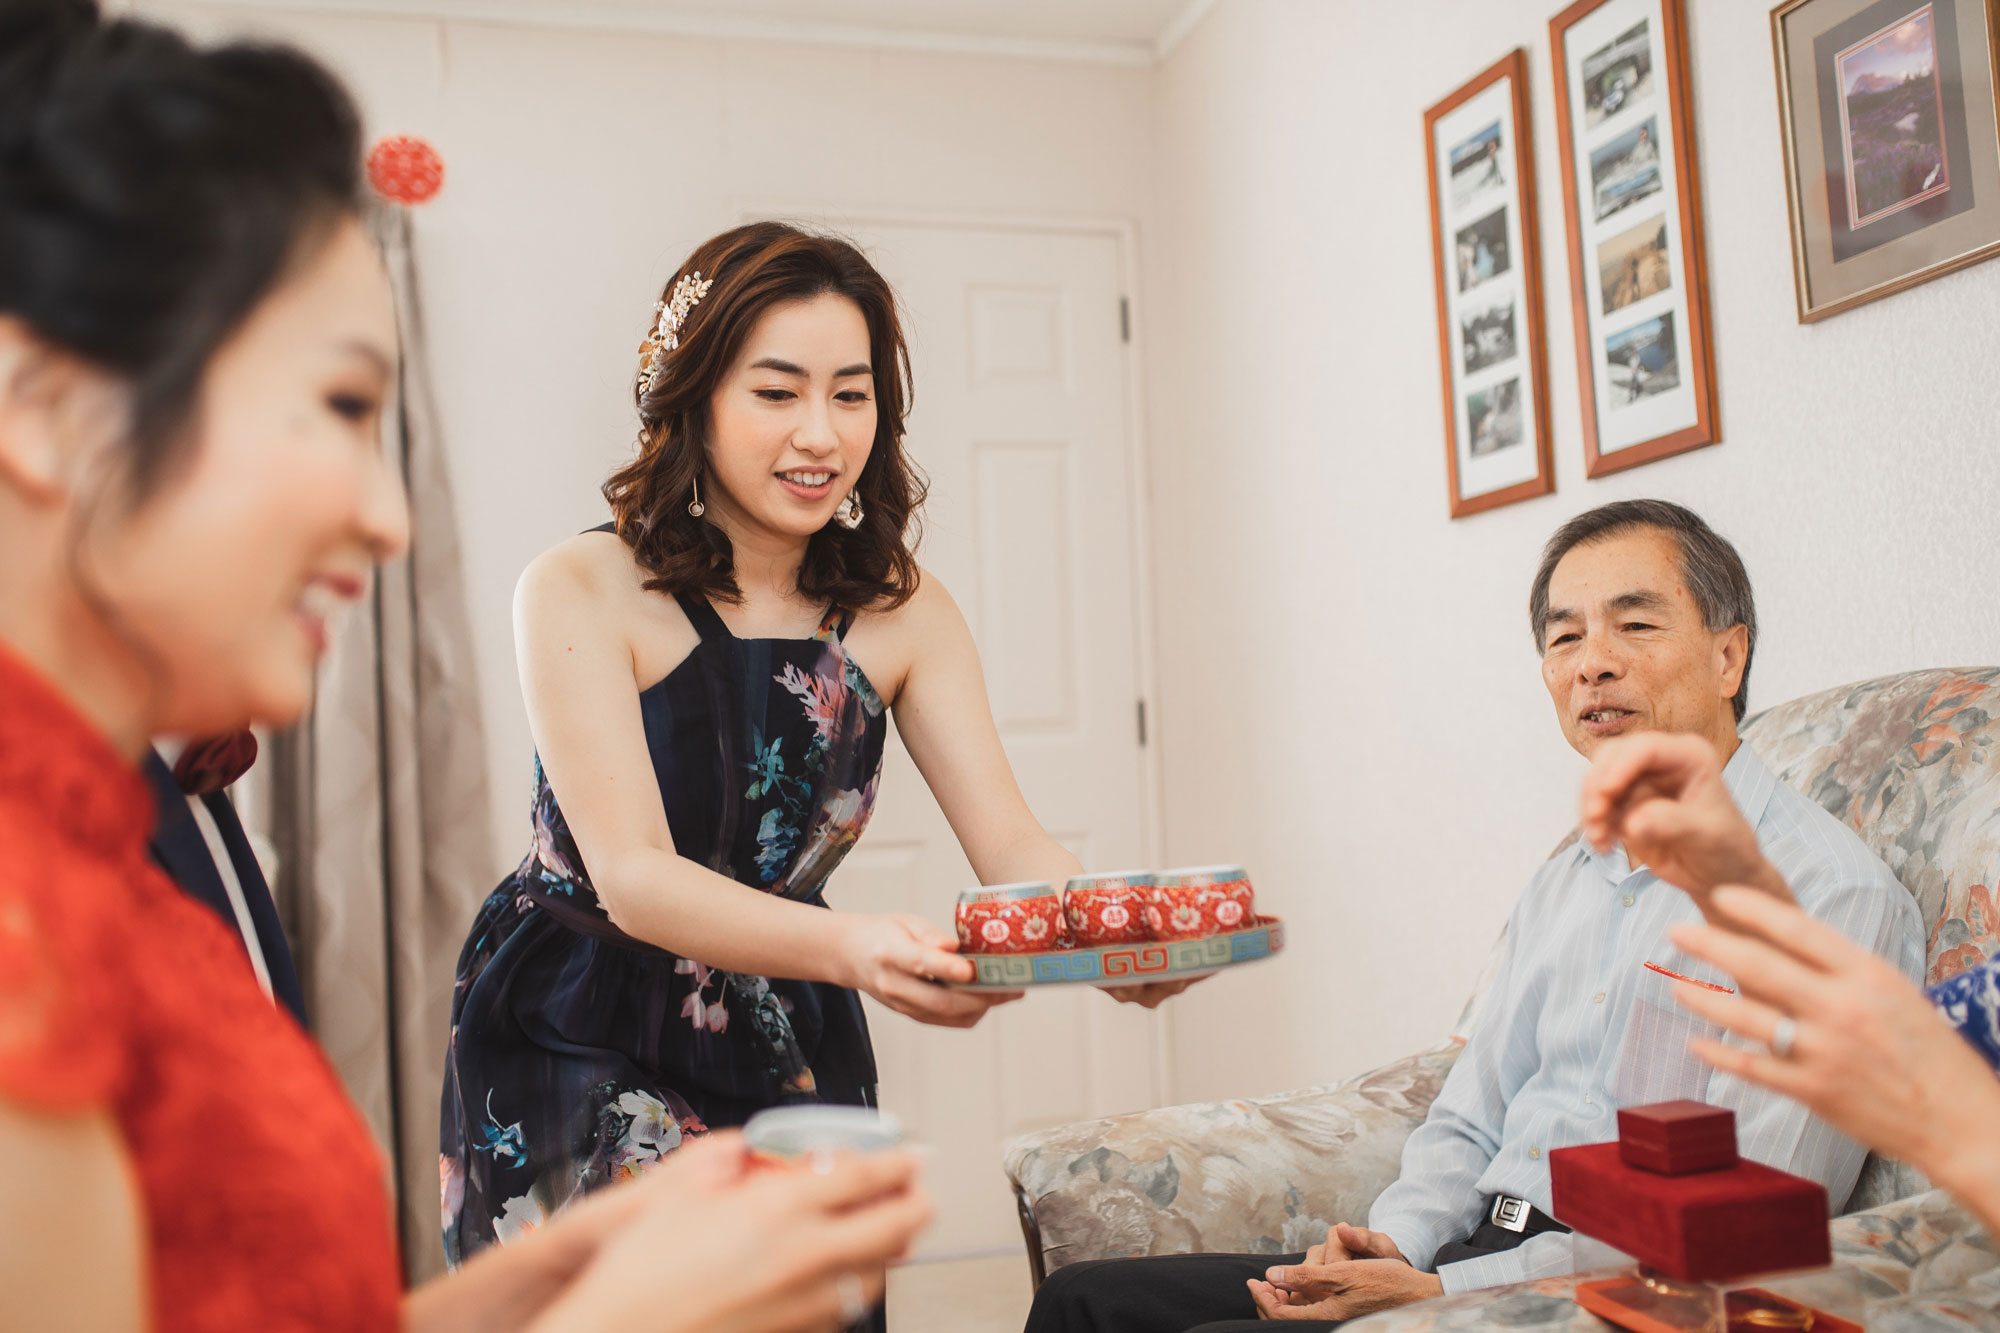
[1550,0,1720,477]
[1772,0,2000,322]
[1425,49,1555,518]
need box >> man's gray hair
[1527,500,1758,723]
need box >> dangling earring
[688,474,705,518]
[835,489,864,531]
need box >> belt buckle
[1489,1195,1530,1233]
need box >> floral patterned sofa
[1002,668,2000,1328]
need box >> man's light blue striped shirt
[1368,741,1924,1293]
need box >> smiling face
[80,217,408,735]
[702,293,876,543]
[1539,526,1748,760]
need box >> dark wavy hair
[0,0,364,503]
[604,222,926,610]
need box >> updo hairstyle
[0,0,364,500]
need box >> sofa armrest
[1003,1039,1463,1278]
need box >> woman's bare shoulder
[517,530,679,639]
[518,529,640,602]
[517,530,697,686]
[842,566,973,705]
[861,564,963,634]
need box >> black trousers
[1021,1211,1567,1333]
[1023,1251,1324,1333]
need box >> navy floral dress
[439,575,886,1265]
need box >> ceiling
[236,0,1219,63]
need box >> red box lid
[1617,1101,1738,1175]
[1550,1142,1830,1282]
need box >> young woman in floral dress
[440,224,1188,1279]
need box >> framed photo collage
[1425,0,2000,516]
[1425,52,1555,518]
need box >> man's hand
[1579,733,1793,914]
[1298,1222,1395,1266]
[1247,1226,1441,1321]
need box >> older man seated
[1023,499,1923,1333]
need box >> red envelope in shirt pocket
[1608,959,1730,1108]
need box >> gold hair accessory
[637,270,715,393]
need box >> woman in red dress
[0,3,928,1328]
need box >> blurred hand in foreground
[1579,732,1792,916]
[527,1131,932,1333]
[1669,886,2000,1237]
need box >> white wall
[1147,0,2000,1105]
[138,3,1160,892]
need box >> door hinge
[1136,698,1148,746]
[1119,296,1131,343]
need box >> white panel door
[832,220,1160,1256]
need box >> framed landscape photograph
[1773,0,2000,322]
[1551,0,1719,478]
[1424,49,1554,518]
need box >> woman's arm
[516,542,1005,1026]
[0,1100,143,1332]
[402,1195,608,1333]
[878,574,1082,888]
[0,1103,929,1333]
[1668,886,2000,1238]
[881,573,1193,1007]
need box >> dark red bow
[172,730,259,796]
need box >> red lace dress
[0,646,401,1329]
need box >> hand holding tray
[944,917,1285,990]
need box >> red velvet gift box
[1616,1100,1738,1176]
[1550,1141,1830,1281]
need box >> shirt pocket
[1607,954,1730,1108]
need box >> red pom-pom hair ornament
[366,135,444,205]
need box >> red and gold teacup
[955,882,1062,954]
[1146,865,1255,940]
[1063,871,1154,947]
